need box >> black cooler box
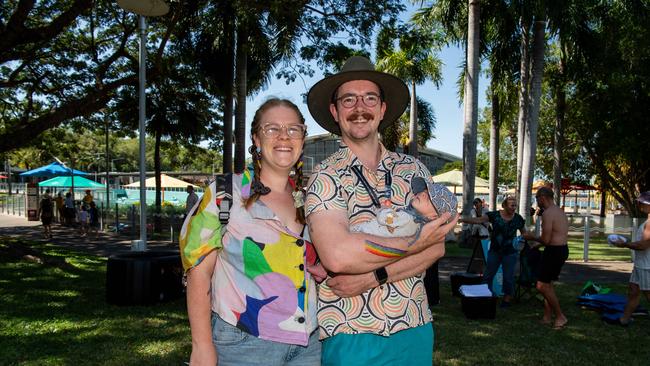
[450,272,484,297]
[461,295,497,319]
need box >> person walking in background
[523,187,569,329]
[78,204,90,237]
[39,189,54,238]
[54,192,65,224]
[611,191,650,326]
[460,196,527,308]
[185,185,198,215]
[181,99,322,366]
[88,201,100,238]
[82,189,94,205]
[64,192,75,226]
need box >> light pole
[117,0,169,251]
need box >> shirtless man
[523,187,569,329]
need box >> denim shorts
[211,312,321,366]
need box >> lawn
[2,237,647,365]
[0,238,190,366]
[445,234,633,262]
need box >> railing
[0,194,26,217]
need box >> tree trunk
[222,15,235,174]
[515,18,530,207]
[462,0,480,216]
[234,24,247,173]
[519,20,546,221]
[553,46,566,206]
[489,82,500,210]
[154,127,162,232]
[409,80,418,158]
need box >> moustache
[347,111,375,121]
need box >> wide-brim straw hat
[307,56,409,136]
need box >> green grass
[567,235,632,261]
[432,281,649,366]
[0,238,190,366]
[2,237,647,366]
[445,234,632,262]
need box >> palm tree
[462,0,480,216]
[519,19,546,219]
[376,26,443,158]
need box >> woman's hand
[189,343,217,366]
[307,262,328,283]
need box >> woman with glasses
[182,98,325,365]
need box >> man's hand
[326,272,376,298]
[408,212,458,252]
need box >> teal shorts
[321,323,434,366]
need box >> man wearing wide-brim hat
[305,56,457,365]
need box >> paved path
[0,214,633,284]
[0,214,176,257]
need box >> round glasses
[335,94,381,108]
[260,123,307,139]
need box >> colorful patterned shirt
[305,142,432,339]
[485,210,525,255]
[179,171,318,346]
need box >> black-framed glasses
[335,93,381,108]
[260,123,307,139]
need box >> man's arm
[308,209,455,274]
[524,212,550,246]
[325,238,446,298]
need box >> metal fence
[0,194,26,217]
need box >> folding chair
[515,243,541,302]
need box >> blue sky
[244,8,490,159]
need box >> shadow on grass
[0,238,191,366]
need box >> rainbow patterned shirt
[305,142,433,339]
[180,171,318,346]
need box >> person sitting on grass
[610,191,650,326]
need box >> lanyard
[351,165,392,209]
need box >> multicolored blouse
[485,210,526,255]
[179,171,318,346]
[305,142,433,339]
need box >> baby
[351,176,457,240]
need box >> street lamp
[116,0,169,251]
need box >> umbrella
[124,174,198,201]
[433,169,490,194]
[123,174,198,188]
[20,161,88,177]
[38,175,105,189]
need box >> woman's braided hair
[244,98,306,225]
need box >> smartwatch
[374,267,388,285]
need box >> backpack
[179,173,233,273]
[214,173,233,227]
